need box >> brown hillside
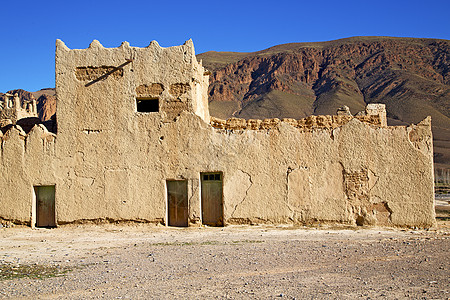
[197,37,450,170]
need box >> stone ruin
[0,93,37,125]
[0,39,435,228]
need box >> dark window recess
[136,97,159,112]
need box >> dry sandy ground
[0,223,449,299]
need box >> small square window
[136,97,159,112]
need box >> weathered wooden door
[167,180,188,227]
[201,173,223,226]
[35,186,56,227]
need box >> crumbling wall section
[205,115,434,227]
[158,112,434,228]
[210,114,382,131]
[0,125,56,224]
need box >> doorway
[34,185,56,228]
[167,180,188,227]
[201,172,223,226]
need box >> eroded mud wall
[0,125,56,225]
[0,40,435,228]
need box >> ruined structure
[0,39,436,228]
[0,93,37,125]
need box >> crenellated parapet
[210,104,386,131]
[0,123,56,152]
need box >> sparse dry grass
[0,263,72,281]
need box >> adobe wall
[0,125,56,224]
[163,112,435,227]
[0,40,436,228]
[0,110,435,227]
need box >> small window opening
[203,173,222,181]
[136,97,159,112]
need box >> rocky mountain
[197,37,450,170]
[34,90,56,122]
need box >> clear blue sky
[1,0,449,92]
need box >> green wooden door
[201,173,223,226]
[167,180,188,227]
[35,186,56,227]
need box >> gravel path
[0,223,449,299]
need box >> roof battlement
[56,38,197,51]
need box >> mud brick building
[0,40,435,228]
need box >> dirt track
[0,223,449,299]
